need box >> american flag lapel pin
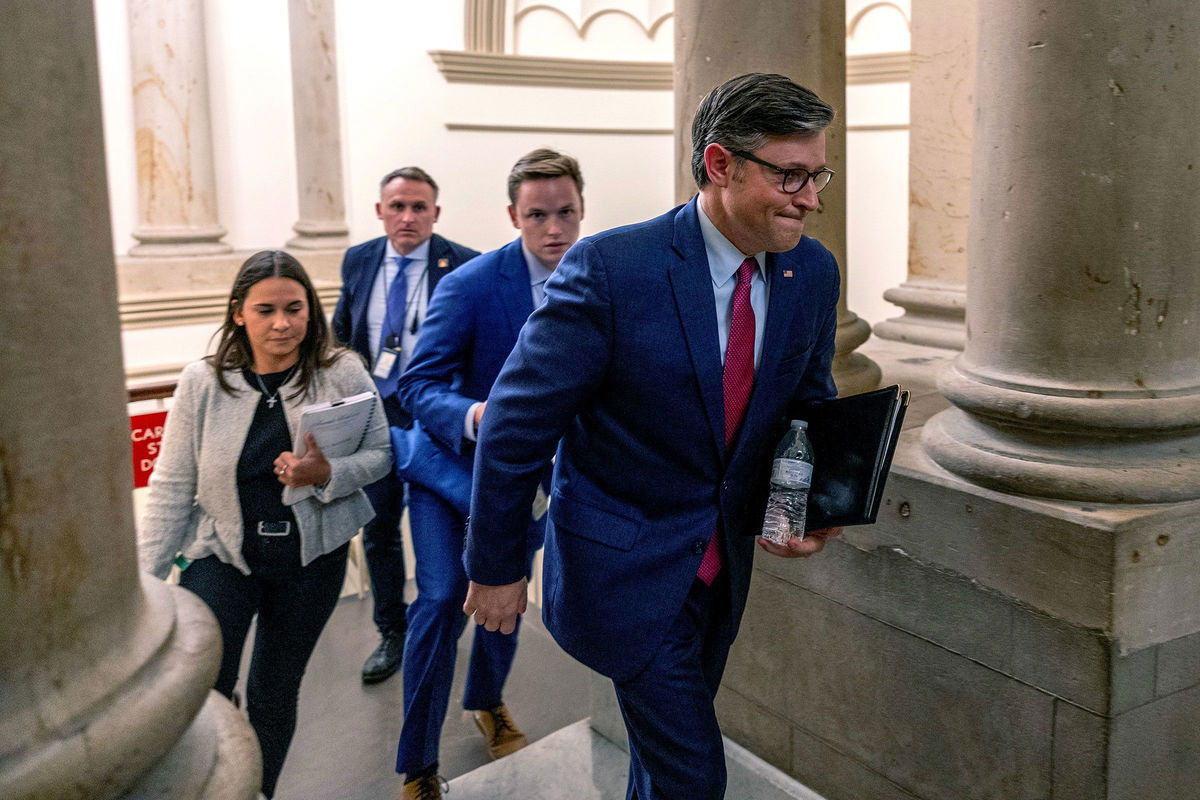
[783,269,793,278]
[438,258,450,268]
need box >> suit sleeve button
[692,540,706,555]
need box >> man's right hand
[463,578,527,635]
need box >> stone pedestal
[127,0,231,256]
[873,0,975,351]
[717,339,1200,799]
[0,2,259,797]
[674,0,880,396]
[285,0,349,251]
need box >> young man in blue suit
[464,75,845,799]
[331,167,479,685]
[393,149,585,799]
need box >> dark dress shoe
[361,633,404,683]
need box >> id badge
[373,347,400,379]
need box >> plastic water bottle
[761,420,814,545]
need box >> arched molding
[514,3,672,39]
[646,11,673,37]
[434,0,910,90]
[848,1,911,38]
[514,0,672,33]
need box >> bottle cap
[790,419,808,430]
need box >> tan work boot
[401,773,447,800]
[472,703,528,760]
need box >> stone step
[446,719,828,800]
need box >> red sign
[131,411,169,489]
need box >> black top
[238,367,300,570]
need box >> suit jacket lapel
[351,237,388,355]
[426,234,454,298]
[668,200,726,461]
[499,239,534,341]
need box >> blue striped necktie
[375,255,412,397]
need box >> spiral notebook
[292,390,376,458]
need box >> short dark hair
[690,73,834,189]
[380,166,439,199]
[209,250,341,399]
[506,148,584,205]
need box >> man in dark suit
[463,74,845,799]
[392,149,584,800]
[331,167,479,684]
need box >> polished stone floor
[263,593,591,800]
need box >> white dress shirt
[366,238,431,373]
[696,198,769,368]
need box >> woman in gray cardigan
[139,250,390,798]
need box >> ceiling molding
[429,49,671,89]
[430,50,910,90]
[446,122,671,135]
[847,51,912,84]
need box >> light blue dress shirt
[520,242,556,308]
[696,199,769,368]
[366,238,431,372]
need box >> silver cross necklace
[253,363,298,409]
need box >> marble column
[675,0,881,395]
[0,2,259,797]
[286,0,350,251]
[127,0,231,256]
[922,0,1200,503]
[872,0,974,351]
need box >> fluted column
[675,0,881,395]
[286,0,349,251]
[127,0,231,256]
[873,0,975,351]
[0,2,259,797]
[922,0,1200,503]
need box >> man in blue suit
[331,166,479,684]
[393,149,585,799]
[464,74,845,799]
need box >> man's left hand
[463,578,528,634]
[757,526,843,558]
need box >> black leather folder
[794,384,910,528]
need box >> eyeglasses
[727,148,835,194]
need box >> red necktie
[698,257,757,585]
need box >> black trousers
[362,470,409,637]
[180,542,348,798]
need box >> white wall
[97,0,913,372]
[335,3,673,254]
[96,1,674,260]
[845,0,911,326]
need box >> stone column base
[832,310,881,396]
[128,691,263,799]
[874,280,966,351]
[0,578,260,800]
[287,222,350,252]
[131,225,233,258]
